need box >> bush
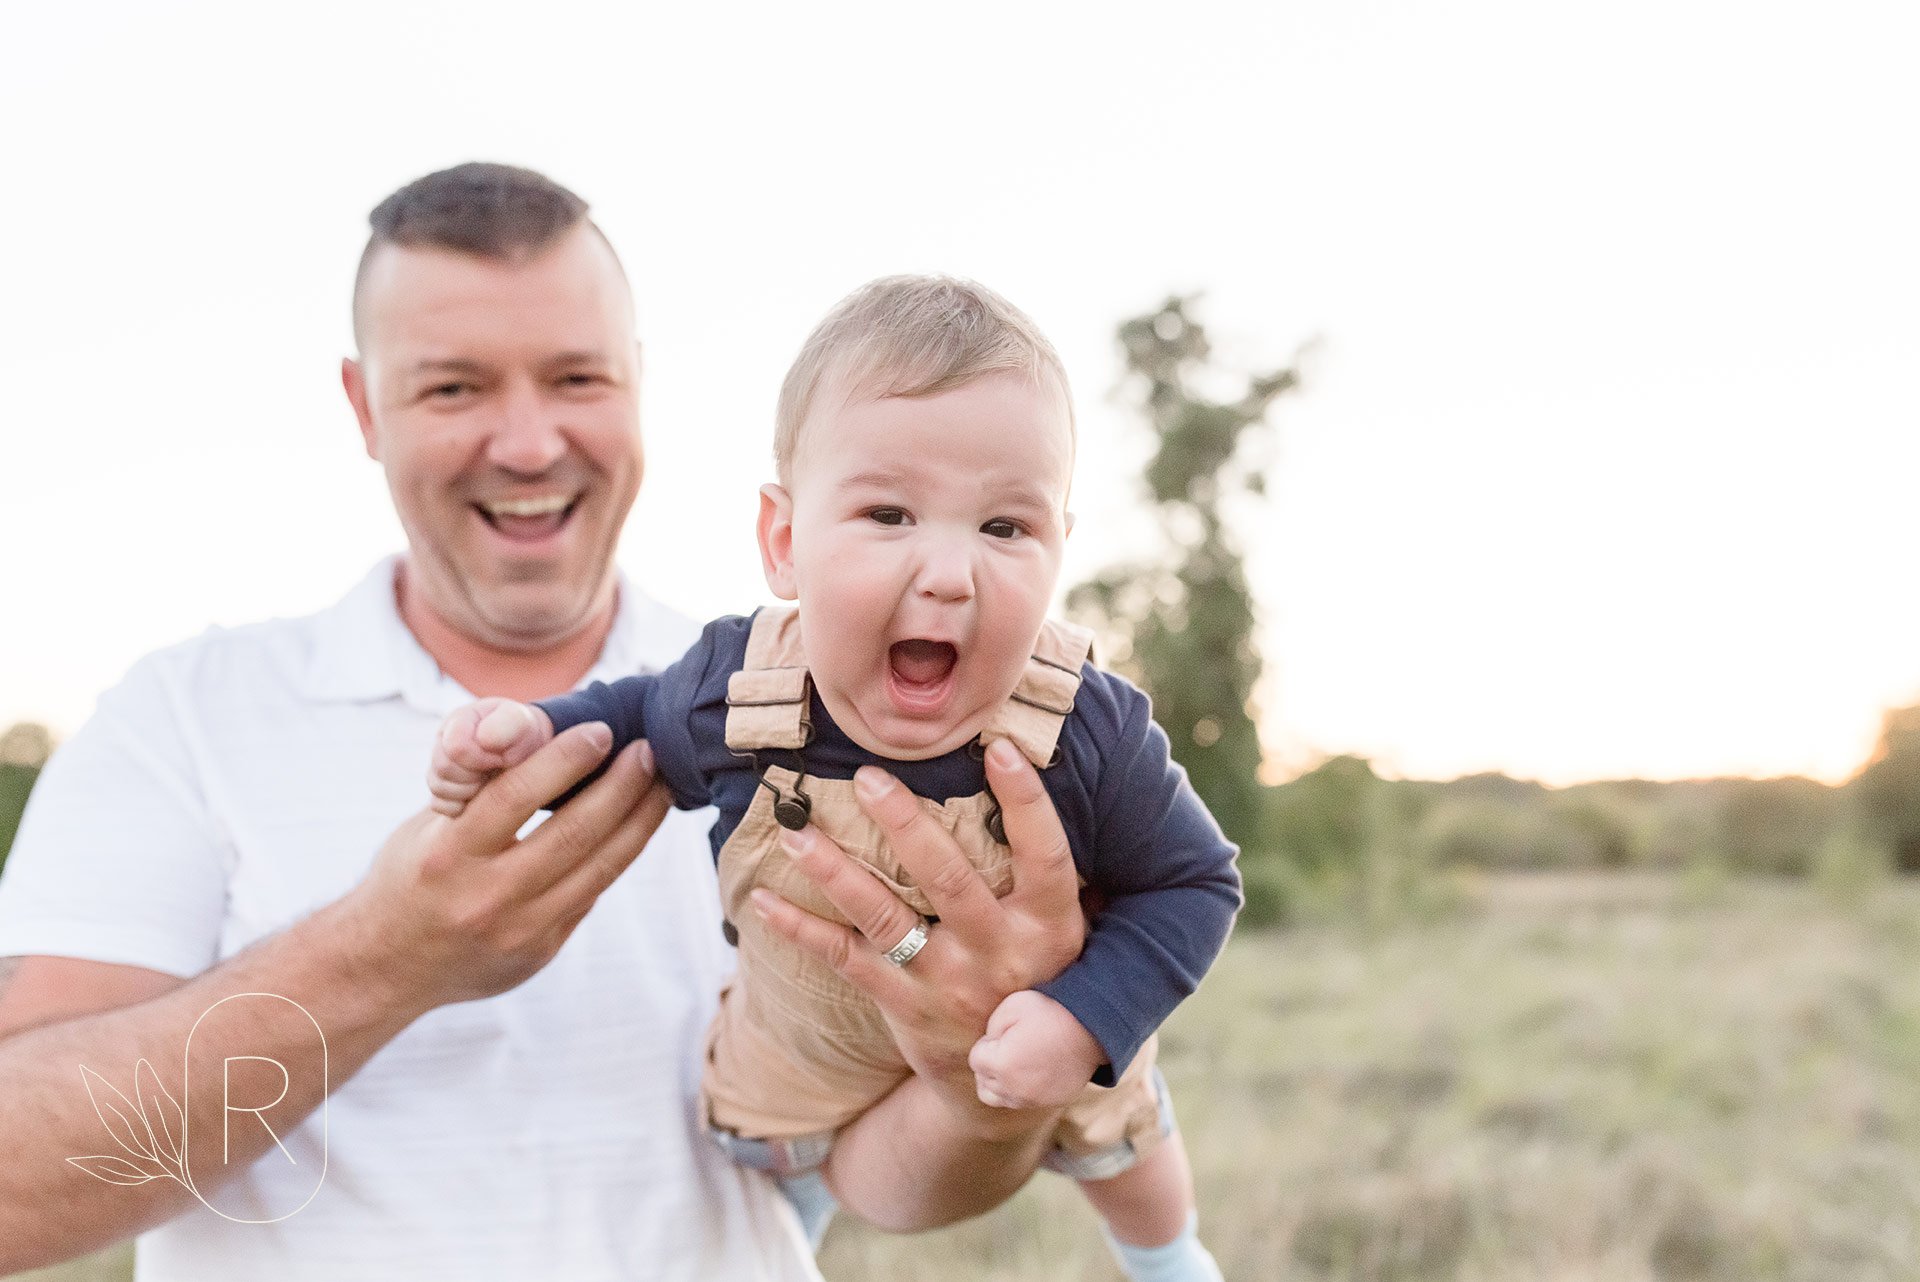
[0,763,39,875]
[1549,797,1637,868]
[1235,854,1298,929]
[1855,705,1920,873]
[1419,797,1603,871]
[1263,755,1379,876]
[1711,777,1843,877]
[0,723,54,875]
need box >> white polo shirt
[0,559,818,1281]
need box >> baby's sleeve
[536,620,727,812]
[1035,674,1243,1084]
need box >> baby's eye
[981,518,1024,540]
[868,507,910,527]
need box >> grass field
[19,873,1920,1281]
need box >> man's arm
[0,726,668,1273]
[0,956,183,1038]
[0,919,425,1268]
[751,739,1086,1230]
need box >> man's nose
[485,381,568,474]
[914,534,976,604]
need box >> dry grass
[825,873,1920,1281]
[18,874,1920,1281]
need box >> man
[0,163,1082,1278]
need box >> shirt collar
[303,555,677,713]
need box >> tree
[1067,298,1301,845]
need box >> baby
[428,276,1239,1281]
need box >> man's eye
[559,372,605,388]
[982,519,1023,539]
[868,508,909,526]
[425,382,475,400]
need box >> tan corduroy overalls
[702,606,1167,1176]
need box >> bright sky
[4,0,1916,786]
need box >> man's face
[344,226,642,652]
[758,370,1074,760]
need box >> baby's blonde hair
[774,274,1073,483]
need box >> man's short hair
[774,274,1074,483]
[351,162,618,346]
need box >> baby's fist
[967,989,1104,1111]
[427,698,554,817]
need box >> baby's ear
[756,483,799,600]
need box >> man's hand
[749,738,1086,1107]
[0,721,674,1271]
[354,721,669,1012]
[968,989,1104,1111]
[428,698,557,818]
[750,738,1089,1227]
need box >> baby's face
[761,370,1074,760]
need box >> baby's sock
[1104,1211,1224,1282]
[775,1169,837,1252]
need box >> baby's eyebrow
[981,481,1059,509]
[835,469,912,491]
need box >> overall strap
[978,617,1096,770]
[724,607,812,752]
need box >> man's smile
[473,492,582,543]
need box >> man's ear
[756,483,799,600]
[1063,509,1076,540]
[342,357,380,461]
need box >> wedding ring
[883,919,930,967]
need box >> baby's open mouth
[888,639,957,689]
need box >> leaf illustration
[79,1064,156,1163]
[134,1058,186,1171]
[66,1154,161,1187]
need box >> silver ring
[883,919,930,967]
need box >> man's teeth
[483,496,573,518]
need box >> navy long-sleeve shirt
[540,612,1241,1082]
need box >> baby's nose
[914,540,976,603]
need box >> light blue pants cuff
[776,1169,838,1252]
